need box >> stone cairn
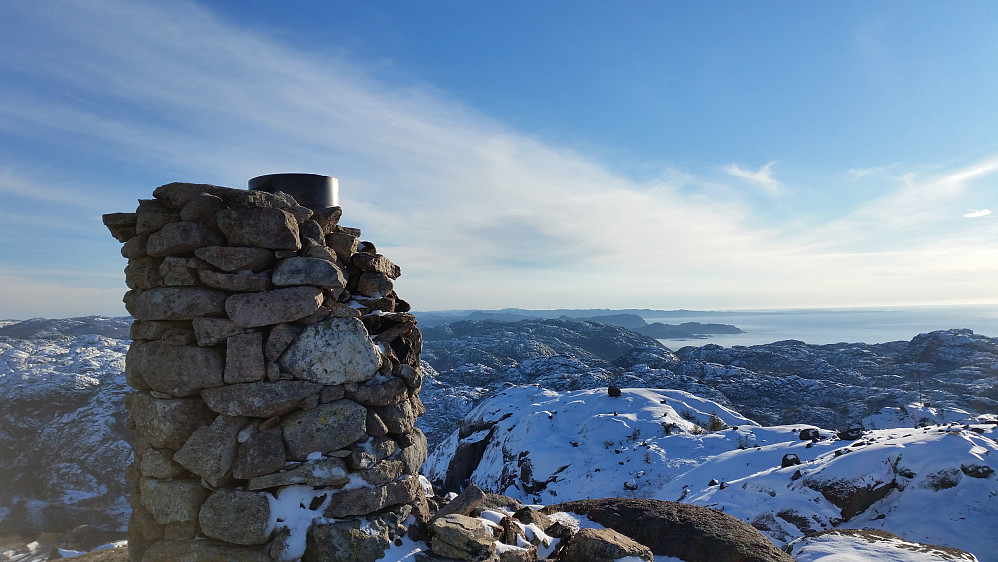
[103,180,428,561]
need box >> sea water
[647,304,998,348]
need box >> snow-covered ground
[426,386,998,560]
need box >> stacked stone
[103,182,428,562]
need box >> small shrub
[708,411,729,432]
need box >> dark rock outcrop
[542,498,794,562]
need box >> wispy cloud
[964,209,992,219]
[723,161,782,196]
[0,0,996,315]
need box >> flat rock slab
[279,318,380,384]
[226,286,323,328]
[132,287,227,321]
[195,246,276,272]
[281,400,368,460]
[272,257,346,288]
[216,207,300,250]
[201,380,322,418]
[126,340,224,396]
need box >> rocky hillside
[0,315,995,556]
[420,319,998,447]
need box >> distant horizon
[5,301,998,322]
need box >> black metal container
[248,173,339,209]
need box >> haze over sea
[649,304,998,348]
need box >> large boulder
[543,498,793,562]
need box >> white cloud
[723,161,782,196]
[964,209,992,218]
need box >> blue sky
[1,1,996,318]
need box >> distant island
[413,309,743,339]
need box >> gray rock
[347,436,399,471]
[279,318,381,385]
[201,380,323,417]
[349,376,409,407]
[102,211,137,241]
[125,257,164,290]
[194,246,276,272]
[433,484,486,522]
[226,286,323,328]
[247,457,349,490]
[121,233,149,258]
[543,498,794,562]
[352,253,402,279]
[429,513,496,561]
[159,256,199,286]
[127,393,214,449]
[127,340,224,396]
[272,257,346,288]
[225,332,266,384]
[139,477,209,524]
[199,489,272,545]
[199,269,269,292]
[560,527,653,562]
[142,539,272,562]
[374,398,418,435]
[357,271,395,298]
[265,322,300,362]
[232,428,286,480]
[303,504,407,562]
[173,415,246,487]
[325,231,358,259]
[132,287,227,320]
[359,459,405,486]
[216,207,300,250]
[139,447,186,479]
[281,400,368,460]
[135,199,179,234]
[400,427,429,475]
[130,320,194,342]
[323,475,422,518]
[305,245,338,262]
[192,316,248,346]
[147,221,222,257]
[180,192,226,225]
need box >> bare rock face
[279,318,381,384]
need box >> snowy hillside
[0,318,131,546]
[425,386,998,559]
